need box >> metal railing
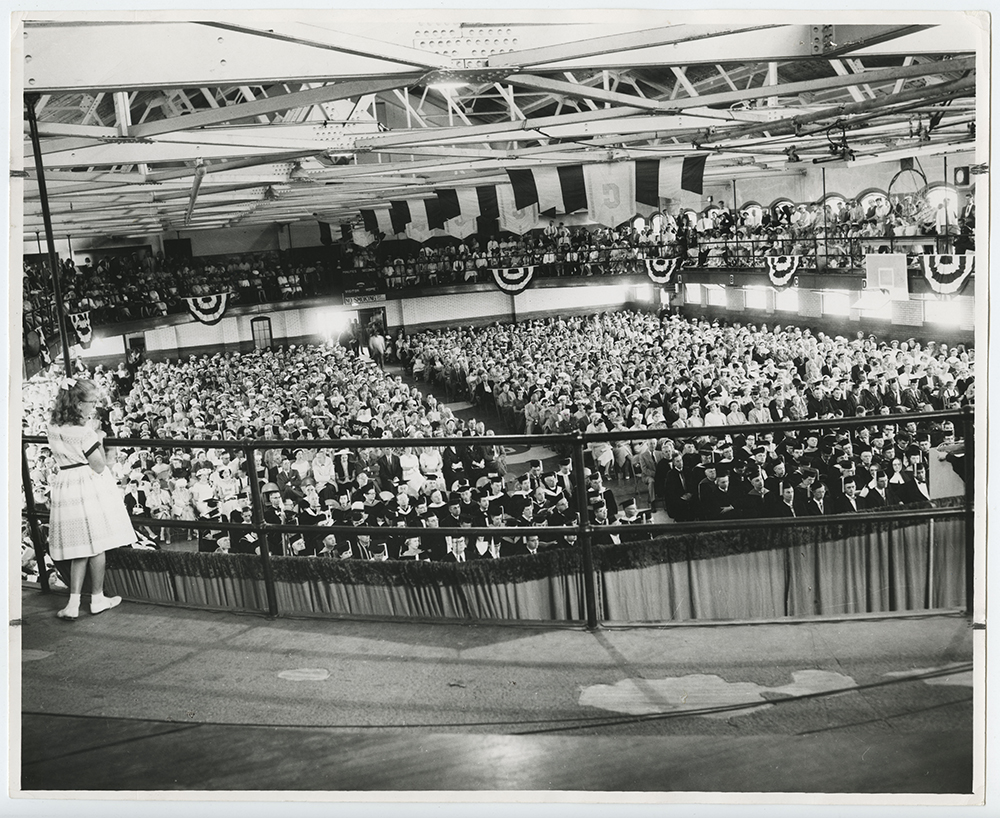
[21,407,974,628]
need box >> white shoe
[90,595,122,615]
[56,607,79,621]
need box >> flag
[68,311,92,349]
[351,226,374,247]
[404,200,437,243]
[919,254,975,294]
[584,161,636,228]
[497,184,539,235]
[443,188,481,238]
[506,166,588,215]
[507,169,538,210]
[490,265,537,295]
[435,189,462,222]
[477,185,499,219]
[635,156,708,213]
[185,293,231,325]
[360,209,394,238]
[389,201,412,236]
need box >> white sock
[91,592,106,603]
[63,593,81,612]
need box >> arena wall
[72,272,975,370]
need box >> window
[823,290,852,316]
[922,185,960,226]
[685,283,703,303]
[924,297,962,326]
[775,288,799,312]
[859,190,888,217]
[744,286,768,310]
[707,285,727,307]
[740,204,764,228]
[250,317,273,350]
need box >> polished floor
[16,586,975,797]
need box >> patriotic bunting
[919,254,975,294]
[68,311,93,349]
[644,257,680,285]
[490,265,537,295]
[185,293,231,325]
[765,256,802,289]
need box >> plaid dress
[47,423,137,560]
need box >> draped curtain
[102,516,966,623]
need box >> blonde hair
[50,378,99,427]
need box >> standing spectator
[46,377,135,620]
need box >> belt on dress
[59,462,89,472]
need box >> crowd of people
[21,309,971,566]
[22,189,975,349]
[22,250,335,342]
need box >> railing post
[571,431,599,630]
[245,444,279,618]
[21,444,50,593]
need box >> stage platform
[16,587,975,798]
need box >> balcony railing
[21,408,974,627]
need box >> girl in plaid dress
[47,377,136,620]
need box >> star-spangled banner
[644,257,680,285]
[918,254,975,294]
[765,255,802,289]
[185,293,231,325]
[490,265,537,295]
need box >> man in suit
[375,447,404,494]
[554,458,577,505]
[767,483,799,518]
[739,473,771,518]
[661,452,695,522]
[832,476,862,514]
[802,481,829,516]
[863,471,903,510]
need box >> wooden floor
[17,586,977,799]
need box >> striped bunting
[644,257,680,285]
[185,293,231,326]
[490,265,537,295]
[68,311,93,348]
[765,256,802,289]
[918,254,975,295]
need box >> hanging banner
[644,257,680,285]
[490,266,536,295]
[765,256,802,289]
[185,293,231,325]
[919,254,975,295]
[68,311,93,348]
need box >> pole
[821,167,828,266]
[21,445,50,593]
[25,93,73,378]
[572,432,599,629]
[963,406,974,617]
[245,444,279,617]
